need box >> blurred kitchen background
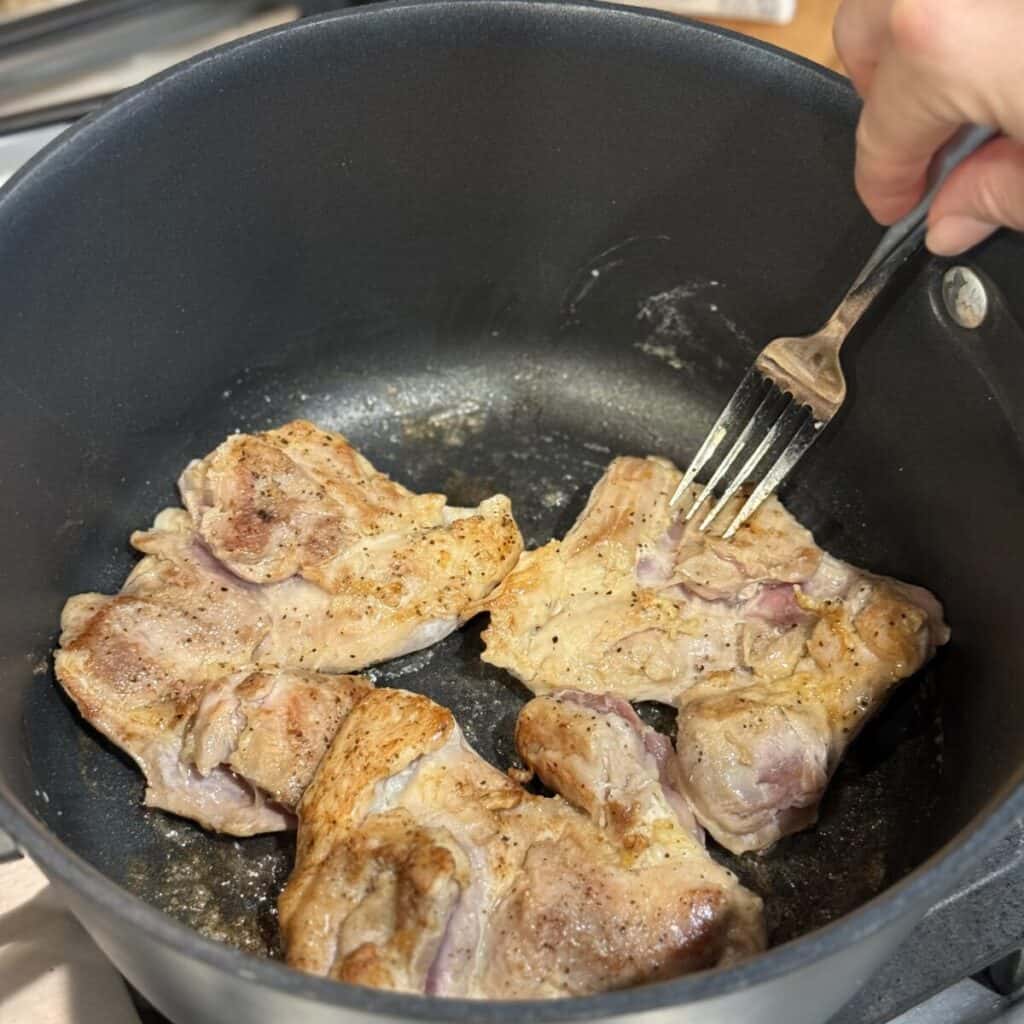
[0,0,842,185]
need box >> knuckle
[854,120,893,181]
[973,170,1013,225]
[854,115,883,163]
[832,0,856,52]
[854,116,875,152]
[888,0,951,57]
[854,110,931,192]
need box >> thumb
[926,136,1024,256]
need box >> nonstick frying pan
[1,2,1024,1022]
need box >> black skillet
[1,2,1023,1022]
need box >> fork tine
[699,394,799,531]
[721,412,823,539]
[684,388,783,522]
[669,368,769,509]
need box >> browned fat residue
[401,402,486,448]
[125,817,294,958]
[441,469,501,509]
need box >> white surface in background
[608,0,796,23]
[0,123,69,186]
[0,0,75,21]
[0,6,300,118]
[0,7,300,184]
[0,856,142,1024]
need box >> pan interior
[3,0,1024,996]
[24,281,949,957]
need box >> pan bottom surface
[22,335,946,959]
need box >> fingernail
[926,216,997,256]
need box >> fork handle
[753,125,998,421]
[835,124,998,331]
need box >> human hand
[834,0,1024,255]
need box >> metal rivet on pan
[941,266,988,329]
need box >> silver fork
[670,124,997,539]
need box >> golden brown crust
[480,840,730,996]
[483,454,947,854]
[181,420,448,585]
[854,586,930,671]
[54,420,525,834]
[184,670,373,807]
[281,691,465,987]
[297,689,456,850]
[177,421,523,671]
[282,809,466,990]
[562,455,679,556]
[54,509,375,834]
[514,696,609,825]
[281,689,765,998]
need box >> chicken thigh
[56,509,371,834]
[279,688,763,998]
[180,420,522,667]
[56,422,522,834]
[482,455,948,853]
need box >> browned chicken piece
[279,688,764,998]
[674,556,949,852]
[55,508,372,835]
[56,421,522,833]
[482,455,949,854]
[514,689,703,840]
[179,420,522,668]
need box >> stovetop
[834,821,1024,1023]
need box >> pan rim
[3,0,1023,1018]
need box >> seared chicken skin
[514,690,703,841]
[180,420,522,667]
[56,509,370,834]
[482,456,948,853]
[279,688,763,998]
[55,422,522,834]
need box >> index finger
[833,0,895,96]
[854,46,960,223]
